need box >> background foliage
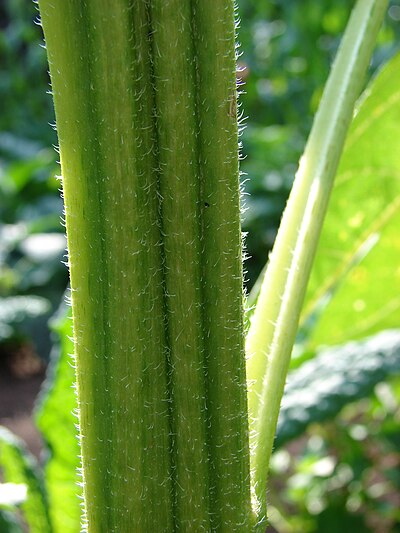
[0,0,399,531]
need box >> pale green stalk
[245,0,388,527]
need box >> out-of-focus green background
[0,1,399,531]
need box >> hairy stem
[245,0,388,526]
[38,0,252,530]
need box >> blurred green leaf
[0,427,51,533]
[35,303,81,533]
[315,504,369,533]
[301,53,400,349]
[276,330,400,448]
[0,509,24,533]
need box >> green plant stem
[245,0,388,527]
[38,0,252,530]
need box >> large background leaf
[300,52,400,351]
[276,330,400,447]
[35,304,81,533]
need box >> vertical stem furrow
[189,1,216,521]
[143,1,177,524]
[148,2,211,528]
